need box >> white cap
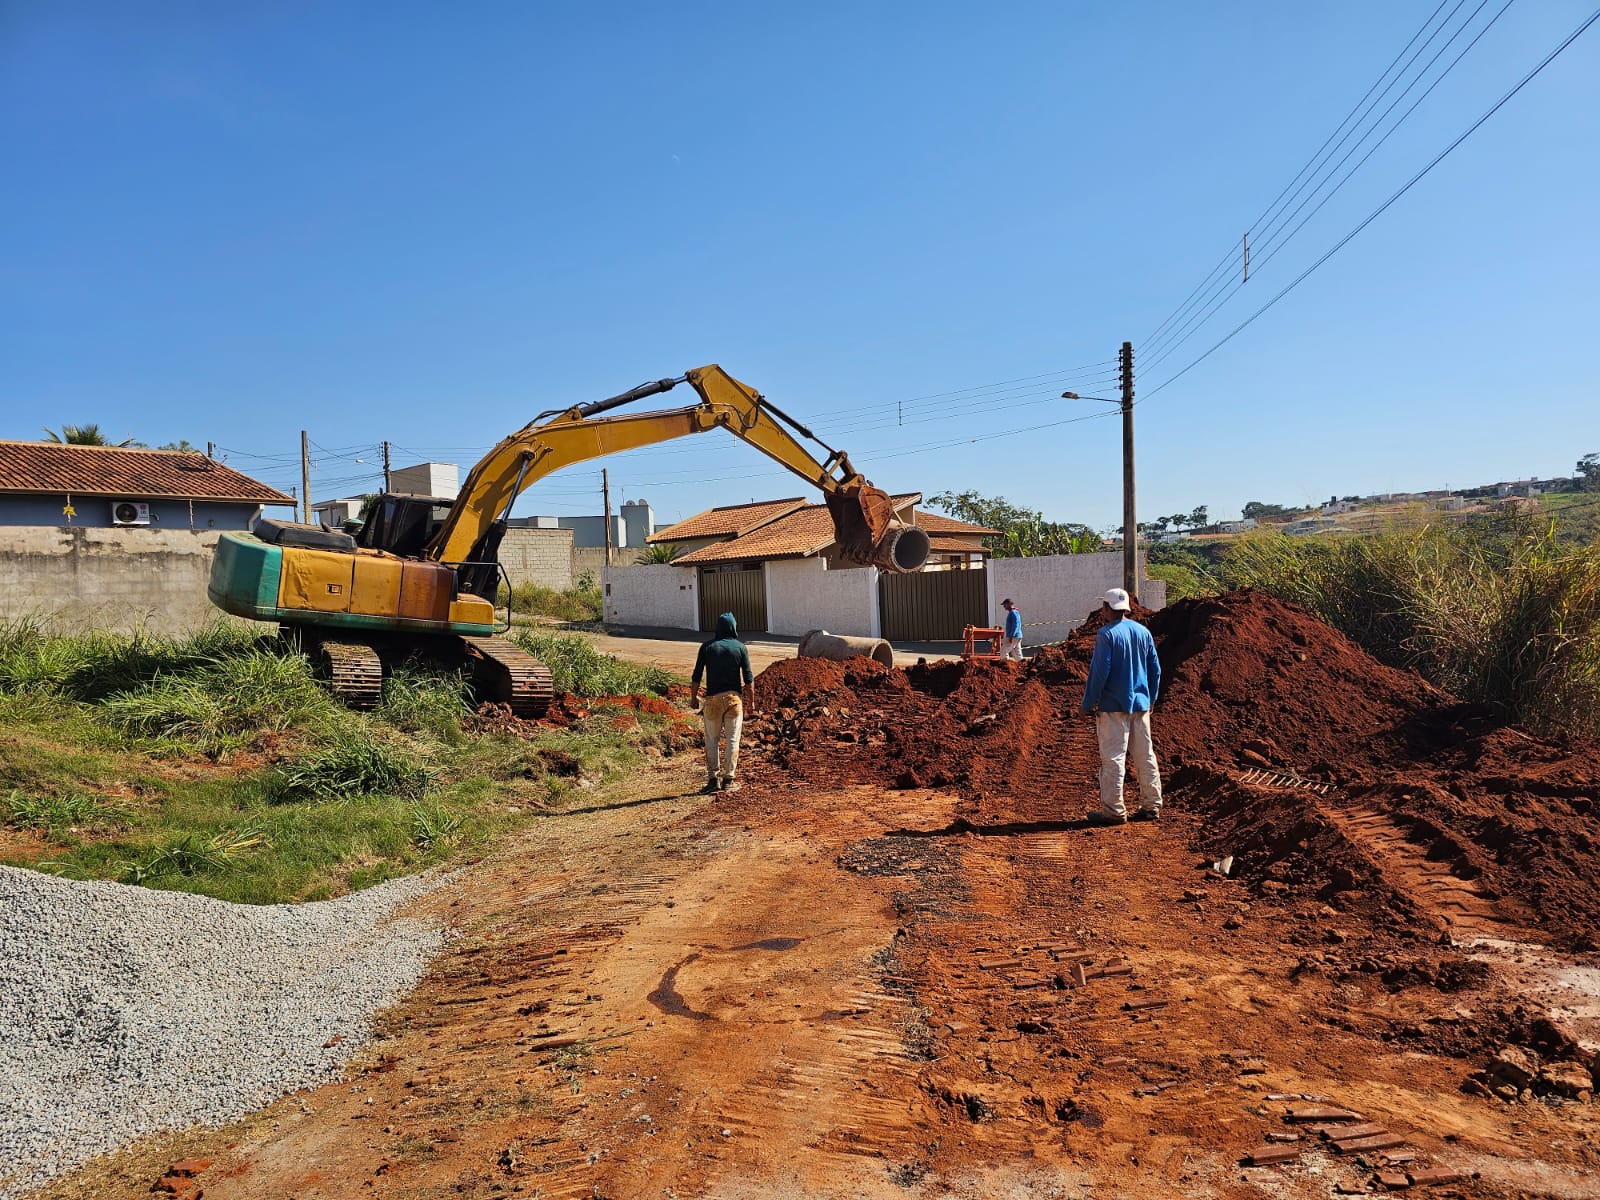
[1103,587,1132,612]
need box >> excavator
[207,365,931,717]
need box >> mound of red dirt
[742,592,1600,950]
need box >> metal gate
[698,564,767,633]
[878,566,988,641]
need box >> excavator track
[464,636,555,718]
[315,640,385,710]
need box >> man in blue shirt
[1079,587,1163,825]
[691,612,756,794]
[999,598,1024,661]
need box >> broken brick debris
[978,956,1024,971]
[1287,1105,1362,1123]
[1332,1133,1407,1155]
[1243,1144,1302,1166]
[1376,1170,1410,1190]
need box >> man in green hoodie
[691,612,756,793]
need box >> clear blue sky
[4,2,1597,530]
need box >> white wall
[763,558,879,638]
[988,552,1167,645]
[602,563,697,629]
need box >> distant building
[390,462,458,499]
[1216,518,1257,534]
[1285,516,1341,537]
[312,497,366,528]
[507,498,654,549]
[1322,500,1358,515]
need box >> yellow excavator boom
[427,364,926,573]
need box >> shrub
[507,631,675,697]
[501,583,602,624]
[271,733,430,802]
[1221,513,1600,738]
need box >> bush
[1221,512,1600,738]
[100,648,334,752]
[271,732,431,802]
[501,583,602,624]
[507,630,675,697]
[377,667,471,743]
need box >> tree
[158,439,199,452]
[1242,500,1291,520]
[926,490,1102,556]
[634,543,683,564]
[1577,453,1600,493]
[43,423,136,447]
[1187,505,1209,530]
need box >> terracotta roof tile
[647,497,808,543]
[676,493,937,565]
[0,441,293,504]
[927,536,990,553]
[914,511,1000,537]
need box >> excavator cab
[355,495,455,558]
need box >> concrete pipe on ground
[797,629,895,669]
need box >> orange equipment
[962,625,1004,659]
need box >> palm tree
[42,424,137,447]
[634,542,684,564]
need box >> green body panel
[206,532,497,636]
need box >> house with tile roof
[608,492,998,640]
[0,441,294,530]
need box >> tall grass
[500,582,602,624]
[509,630,676,697]
[1222,512,1600,737]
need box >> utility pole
[601,468,615,567]
[300,430,312,523]
[382,440,392,492]
[206,441,215,460]
[1119,341,1138,601]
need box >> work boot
[1086,809,1127,827]
[1131,808,1161,822]
[701,778,720,795]
[721,777,742,793]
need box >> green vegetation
[927,489,1104,556]
[0,621,686,903]
[509,629,676,697]
[1146,541,1223,600]
[502,581,603,624]
[634,543,683,564]
[1221,511,1600,738]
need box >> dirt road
[36,595,1600,1199]
[41,750,1599,1198]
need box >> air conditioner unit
[110,501,151,526]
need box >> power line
[1141,0,1519,376]
[1143,2,1600,401]
[1141,0,1457,349]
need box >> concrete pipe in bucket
[866,523,932,574]
[798,629,896,669]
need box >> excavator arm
[425,364,929,578]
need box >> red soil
[744,590,1600,952]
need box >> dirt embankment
[747,590,1600,952]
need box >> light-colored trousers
[1000,636,1024,661]
[1095,710,1162,817]
[702,691,744,781]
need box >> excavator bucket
[826,484,931,574]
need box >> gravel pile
[0,865,454,1198]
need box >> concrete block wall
[764,558,880,638]
[987,552,1167,645]
[0,526,239,635]
[572,547,609,585]
[603,564,697,629]
[498,527,574,591]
